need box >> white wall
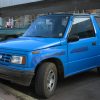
[0,0,42,8]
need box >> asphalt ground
[0,69,100,100]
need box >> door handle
[92,42,96,46]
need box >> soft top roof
[40,13,100,17]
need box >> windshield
[23,15,69,38]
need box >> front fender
[31,46,68,71]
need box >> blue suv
[0,13,100,98]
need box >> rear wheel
[35,62,57,98]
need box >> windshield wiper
[32,36,49,38]
[24,35,59,38]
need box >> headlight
[11,56,26,64]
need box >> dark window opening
[69,17,95,40]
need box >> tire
[35,62,57,98]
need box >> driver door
[67,16,99,74]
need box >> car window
[69,16,95,39]
[95,17,100,28]
[23,15,69,38]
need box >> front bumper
[0,66,34,86]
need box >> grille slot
[0,53,12,63]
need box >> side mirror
[68,35,79,42]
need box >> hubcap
[47,69,56,92]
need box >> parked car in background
[0,13,100,98]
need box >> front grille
[0,53,12,63]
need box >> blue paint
[71,46,88,53]
[0,14,100,84]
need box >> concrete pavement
[0,83,37,100]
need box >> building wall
[0,0,42,8]
[0,0,100,17]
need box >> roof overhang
[0,0,100,17]
[0,0,43,8]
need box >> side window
[69,17,95,39]
[95,17,100,28]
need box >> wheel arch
[34,58,64,81]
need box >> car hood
[0,37,61,52]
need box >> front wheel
[35,62,57,98]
